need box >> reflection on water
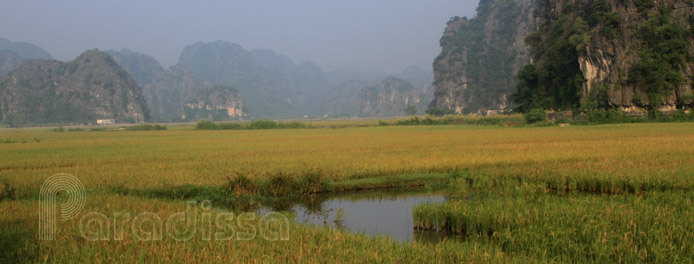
[259,188,457,243]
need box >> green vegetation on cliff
[629,7,692,112]
[512,0,693,115]
[512,0,616,112]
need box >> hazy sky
[0,0,479,73]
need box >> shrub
[125,124,167,131]
[196,119,309,130]
[195,120,218,130]
[0,139,26,144]
[533,121,556,127]
[279,121,307,129]
[248,120,278,129]
[583,109,630,124]
[663,110,694,122]
[217,122,242,130]
[264,174,298,197]
[298,173,327,194]
[0,182,15,201]
[426,107,454,117]
[225,174,258,196]
[555,118,571,124]
[524,109,546,124]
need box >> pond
[259,187,457,243]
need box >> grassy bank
[412,170,694,262]
[110,172,452,211]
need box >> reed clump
[224,171,328,197]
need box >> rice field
[1,122,694,262]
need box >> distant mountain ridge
[106,49,247,121]
[178,41,333,118]
[0,37,53,60]
[0,37,435,122]
[326,66,433,117]
[0,50,148,126]
[0,38,54,77]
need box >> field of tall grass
[1,121,694,262]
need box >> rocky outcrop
[182,86,247,121]
[358,78,420,117]
[327,80,369,116]
[0,50,148,126]
[430,0,535,114]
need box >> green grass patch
[414,191,694,262]
[50,126,86,132]
[328,173,451,192]
[195,119,311,130]
[124,124,167,131]
[389,115,524,127]
[0,139,26,144]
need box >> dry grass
[1,122,694,262]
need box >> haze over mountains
[0,37,53,60]
[0,37,434,125]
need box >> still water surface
[260,188,455,243]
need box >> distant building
[485,110,507,116]
[96,119,115,125]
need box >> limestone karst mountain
[430,0,535,114]
[0,50,148,126]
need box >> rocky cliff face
[358,78,420,117]
[513,0,694,115]
[183,86,247,121]
[394,65,435,113]
[0,50,24,76]
[430,0,535,114]
[107,49,210,121]
[328,80,369,116]
[0,50,148,126]
[149,65,212,121]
